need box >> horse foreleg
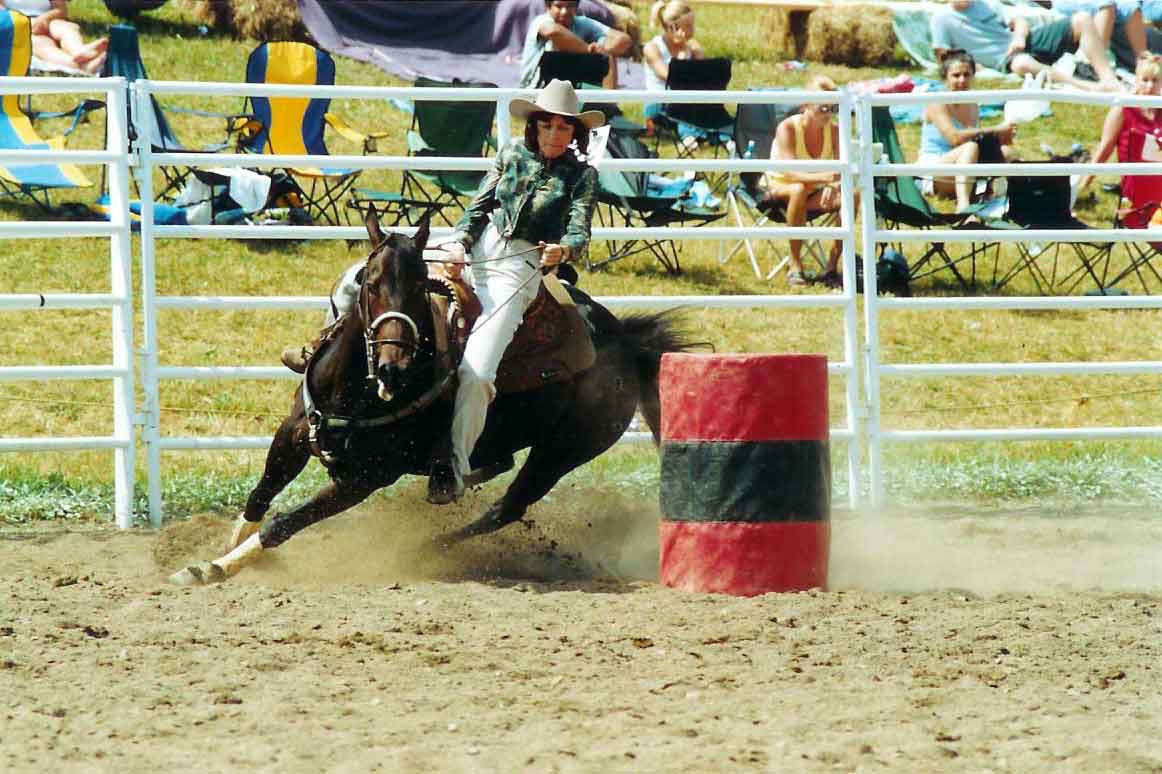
[170,477,385,586]
[225,414,311,552]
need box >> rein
[422,243,543,266]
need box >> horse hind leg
[437,431,617,546]
[225,413,311,552]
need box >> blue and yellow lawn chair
[241,41,383,225]
[0,9,93,212]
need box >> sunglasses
[817,104,837,114]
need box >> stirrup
[426,461,464,505]
[280,344,314,374]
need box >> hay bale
[185,0,308,42]
[803,5,897,67]
[761,9,799,61]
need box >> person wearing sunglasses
[761,75,854,288]
[919,49,1017,212]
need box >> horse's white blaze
[377,381,393,402]
[215,533,263,577]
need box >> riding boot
[280,344,314,374]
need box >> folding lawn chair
[1100,164,1162,293]
[871,106,1005,291]
[97,23,249,215]
[654,57,735,170]
[392,75,497,228]
[0,9,95,212]
[590,130,722,274]
[241,41,383,225]
[721,98,842,281]
[993,167,1110,294]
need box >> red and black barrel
[658,353,830,595]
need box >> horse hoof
[224,517,262,553]
[169,561,227,587]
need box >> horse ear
[364,205,385,248]
[412,207,432,251]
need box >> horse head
[358,207,432,403]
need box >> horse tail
[614,311,708,445]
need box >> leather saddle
[430,270,597,394]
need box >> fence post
[131,81,164,527]
[855,97,884,507]
[105,78,136,528]
[837,92,862,509]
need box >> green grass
[3,0,1162,522]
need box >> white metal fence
[0,77,135,527]
[6,79,1162,526]
[857,90,1162,506]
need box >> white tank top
[644,34,670,92]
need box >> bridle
[358,250,425,382]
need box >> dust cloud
[159,488,1162,596]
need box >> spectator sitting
[761,75,857,289]
[931,0,1122,93]
[1053,0,1151,64]
[519,0,632,89]
[642,1,704,139]
[919,49,1017,212]
[1,0,107,75]
[1080,53,1162,216]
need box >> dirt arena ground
[2,489,1161,773]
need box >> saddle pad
[495,277,597,394]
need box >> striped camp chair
[0,9,92,212]
[241,41,383,225]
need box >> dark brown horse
[171,210,696,585]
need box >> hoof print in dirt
[169,562,226,587]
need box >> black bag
[978,132,1006,164]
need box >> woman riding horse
[283,78,603,506]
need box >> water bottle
[743,140,756,160]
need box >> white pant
[452,228,541,480]
[330,227,541,480]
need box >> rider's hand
[442,242,466,279]
[1005,37,1026,59]
[539,241,567,267]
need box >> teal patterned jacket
[452,140,599,262]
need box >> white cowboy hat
[509,78,605,130]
